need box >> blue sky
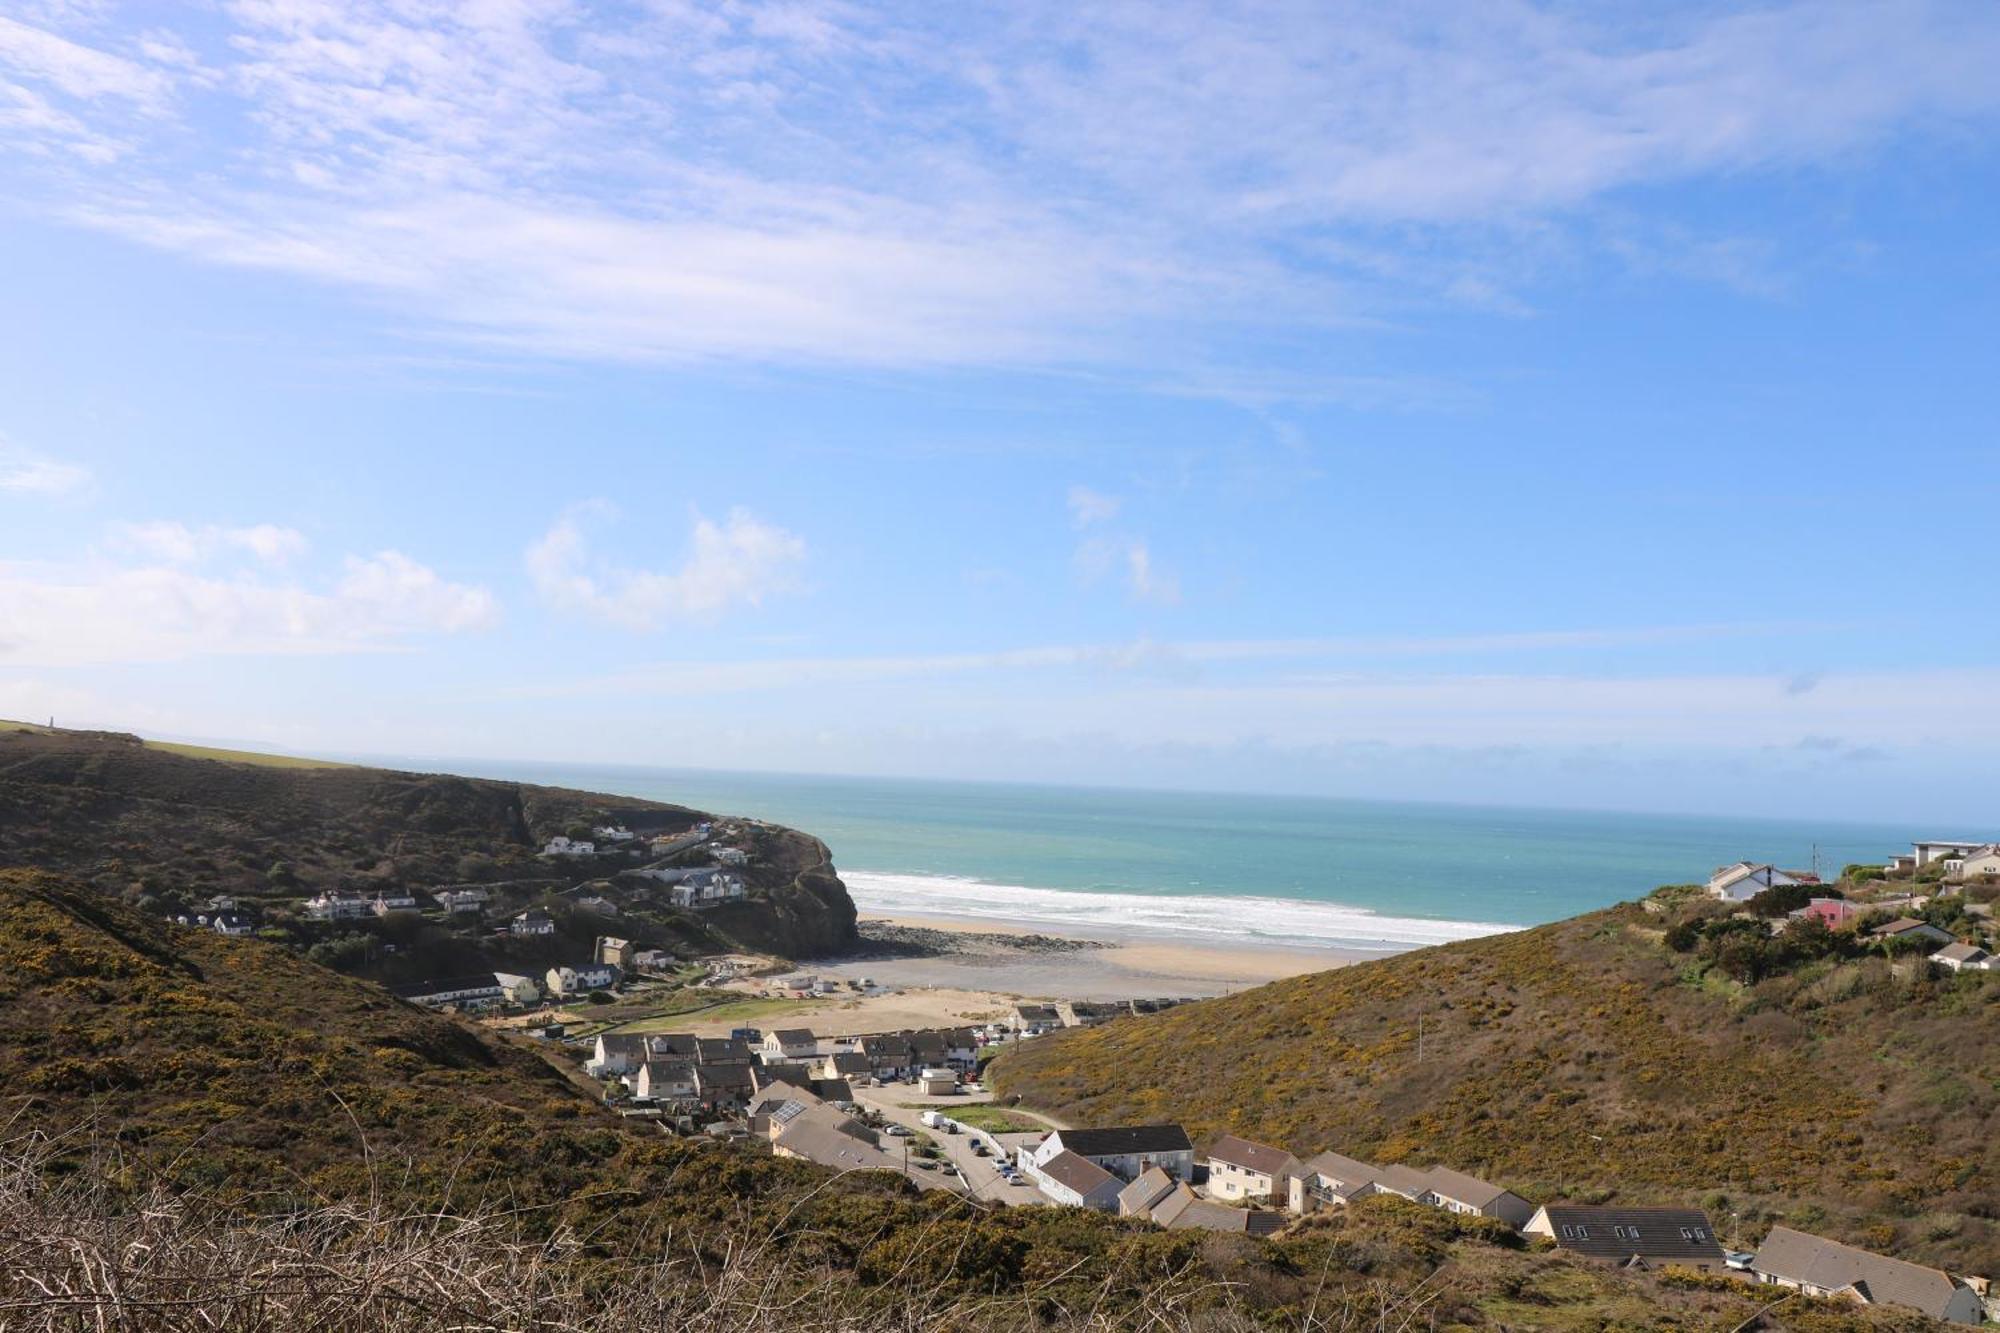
[1,0,1997,824]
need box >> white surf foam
[842,870,1516,954]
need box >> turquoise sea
[425,760,1910,954]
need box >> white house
[390,975,506,1010]
[1029,1126,1194,1184]
[1708,862,1810,902]
[593,825,637,843]
[493,972,541,1004]
[511,909,556,937]
[542,836,596,858]
[1752,1226,1983,1324]
[1287,1151,1387,1214]
[632,948,677,972]
[1931,941,1992,973]
[634,1059,696,1102]
[210,910,257,937]
[1408,1166,1535,1228]
[1953,844,2000,879]
[1912,839,1989,867]
[372,891,417,915]
[436,888,488,915]
[1021,1149,1122,1210]
[544,962,621,997]
[762,1029,819,1063]
[304,892,373,922]
[714,846,749,866]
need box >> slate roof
[1039,1150,1118,1197]
[768,1028,817,1045]
[1374,1164,1435,1199]
[1117,1166,1179,1218]
[1753,1226,1973,1320]
[1162,1199,1287,1236]
[1294,1151,1383,1191]
[1056,1125,1194,1158]
[1206,1133,1296,1177]
[696,1036,752,1063]
[388,974,502,1000]
[1422,1166,1514,1210]
[824,1051,871,1074]
[1535,1206,1725,1266]
[1933,941,1988,965]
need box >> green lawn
[930,1104,1048,1134]
[616,995,824,1032]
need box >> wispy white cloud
[1124,541,1180,606]
[0,544,497,666]
[2,3,1996,370]
[0,437,90,495]
[526,502,807,630]
[1067,485,1122,528]
[110,520,308,565]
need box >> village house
[541,836,597,858]
[714,846,749,866]
[210,909,257,936]
[1287,1151,1387,1214]
[1955,844,2000,879]
[1751,1226,1982,1323]
[1868,918,1956,949]
[858,1034,915,1080]
[1029,1125,1195,1184]
[1025,1150,1123,1210]
[668,870,748,908]
[389,975,506,1010]
[304,892,373,922]
[1911,839,1990,867]
[1931,941,1992,972]
[435,888,488,915]
[1524,1205,1727,1272]
[576,895,620,917]
[916,1066,957,1095]
[511,908,556,937]
[492,972,540,1004]
[692,1062,756,1112]
[817,1050,872,1083]
[1146,1183,1287,1235]
[631,948,677,972]
[1791,898,1861,929]
[633,1058,696,1102]
[1012,1004,1061,1035]
[595,935,633,969]
[1118,1167,1180,1218]
[695,1036,755,1066]
[1407,1166,1536,1228]
[1061,1001,1119,1027]
[1708,862,1814,902]
[1203,1134,1297,1205]
[593,825,636,843]
[544,961,620,997]
[762,1029,819,1063]
[588,1032,699,1079]
[371,890,417,915]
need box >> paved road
[853,1085,1047,1206]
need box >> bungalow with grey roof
[1868,918,1955,949]
[1030,1125,1195,1183]
[1751,1226,1982,1323]
[1287,1151,1387,1215]
[1118,1167,1179,1218]
[1024,1150,1122,1211]
[1932,941,1992,972]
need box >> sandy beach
[670,912,1361,1038]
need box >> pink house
[1798,898,1859,929]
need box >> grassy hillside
[993,896,2000,1277]
[0,723,856,958]
[0,869,1912,1330]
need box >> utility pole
[1416,1016,1425,1065]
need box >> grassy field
[922,1104,1046,1134]
[615,995,826,1033]
[0,718,351,769]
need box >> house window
[1560,1226,1574,1240]
[1575,1226,1590,1239]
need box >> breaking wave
[841,870,1516,954]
